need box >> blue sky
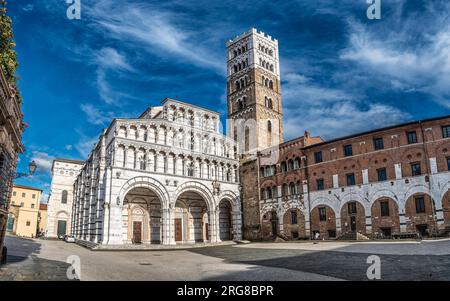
[8,0,450,202]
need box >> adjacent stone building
[0,66,24,260]
[227,29,450,240]
[46,158,84,238]
[71,98,241,246]
[259,118,450,239]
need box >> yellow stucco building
[7,185,42,238]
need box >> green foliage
[0,0,21,104]
[0,0,19,85]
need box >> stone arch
[118,176,170,209]
[282,207,306,240]
[340,200,366,235]
[218,190,240,212]
[369,189,400,212]
[339,192,370,213]
[55,210,69,237]
[311,204,337,239]
[404,192,436,235]
[371,197,400,237]
[403,184,431,207]
[172,181,215,211]
[310,196,340,216]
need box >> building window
[348,202,357,215]
[187,164,194,177]
[373,138,384,150]
[13,191,16,196]
[244,127,250,152]
[314,151,323,163]
[319,207,327,221]
[415,196,425,213]
[267,188,273,199]
[22,193,26,198]
[20,202,24,207]
[31,204,35,209]
[343,145,353,157]
[294,158,300,169]
[291,211,298,225]
[411,162,421,176]
[377,168,387,181]
[380,200,390,217]
[32,194,36,199]
[346,173,356,186]
[281,162,287,172]
[61,190,68,204]
[442,125,450,138]
[447,157,450,171]
[317,179,324,191]
[407,131,417,144]
[26,221,31,226]
[288,160,294,171]
[289,182,296,195]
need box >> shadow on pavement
[0,235,76,281]
[189,245,450,281]
[4,235,43,264]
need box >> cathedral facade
[70,98,241,245]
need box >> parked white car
[64,235,76,243]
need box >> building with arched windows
[70,98,241,246]
[227,29,450,241]
[46,158,84,238]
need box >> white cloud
[86,0,223,74]
[95,47,134,72]
[22,4,34,12]
[281,72,409,140]
[80,103,114,125]
[340,14,450,108]
[284,101,409,140]
[65,145,73,151]
[30,151,55,174]
[75,131,100,158]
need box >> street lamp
[14,160,37,179]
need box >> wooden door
[350,216,356,232]
[175,218,182,242]
[205,223,209,241]
[57,220,67,238]
[133,221,142,244]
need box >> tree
[0,0,19,85]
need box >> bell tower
[226,28,283,155]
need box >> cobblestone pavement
[1,235,450,281]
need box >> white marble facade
[71,98,242,245]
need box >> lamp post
[14,160,37,179]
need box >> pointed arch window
[244,127,250,152]
[61,190,68,204]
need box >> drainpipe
[419,121,438,238]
